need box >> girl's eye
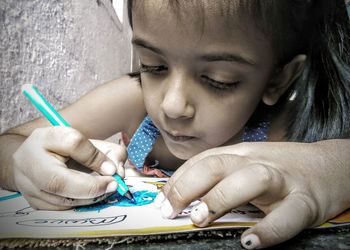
[140,63,168,75]
[201,75,239,92]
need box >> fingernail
[117,162,125,178]
[105,181,118,194]
[153,192,165,208]
[101,161,116,176]
[241,234,260,249]
[191,202,209,225]
[160,199,174,219]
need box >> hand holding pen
[10,84,133,210]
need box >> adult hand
[12,126,127,210]
[155,141,350,249]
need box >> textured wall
[0,0,133,133]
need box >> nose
[161,73,195,120]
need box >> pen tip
[125,191,136,204]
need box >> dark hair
[284,1,350,142]
[127,0,350,142]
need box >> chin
[166,144,200,160]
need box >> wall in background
[0,0,133,133]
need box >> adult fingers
[240,193,317,249]
[40,127,117,176]
[157,154,250,218]
[190,164,285,227]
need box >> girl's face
[132,1,277,160]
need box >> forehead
[131,0,274,63]
[133,0,254,34]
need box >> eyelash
[140,63,239,92]
[140,63,167,75]
[200,76,239,92]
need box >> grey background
[0,0,133,134]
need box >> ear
[262,54,306,106]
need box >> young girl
[0,0,349,249]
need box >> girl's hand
[12,126,127,210]
[156,141,350,249]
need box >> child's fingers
[32,187,110,208]
[89,139,128,178]
[26,196,70,211]
[39,166,116,199]
[17,173,111,209]
[104,147,126,178]
[16,167,118,202]
[168,144,249,188]
[14,128,118,200]
[17,153,116,199]
[28,192,109,211]
[160,154,250,218]
[37,191,109,208]
[189,164,285,227]
[167,149,214,180]
[41,127,117,176]
[16,174,71,210]
[240,193,317,249]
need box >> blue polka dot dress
[127,115,160,170]
[242,121,270,142]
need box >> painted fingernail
[153,192,165,208]
[191,202,209,225]
[241,234,260,249]
[160,199,174,219]
[105,181,118,194]
[101,161,116,176]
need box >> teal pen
[21,84,135,203]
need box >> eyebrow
[200,53,256,66]
[132,38,164,55]
[132,37,256,66]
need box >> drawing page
[0,177,349,239]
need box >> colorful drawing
[0,177,349,241]
[0,192,22,202]
[75,190,158,212]
[76,178,160,212]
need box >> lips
[164,130,195,142]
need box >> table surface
[5,225,349,249]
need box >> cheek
[200,94,262,142]
[203,107,246,138]
[141,78,162,114]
